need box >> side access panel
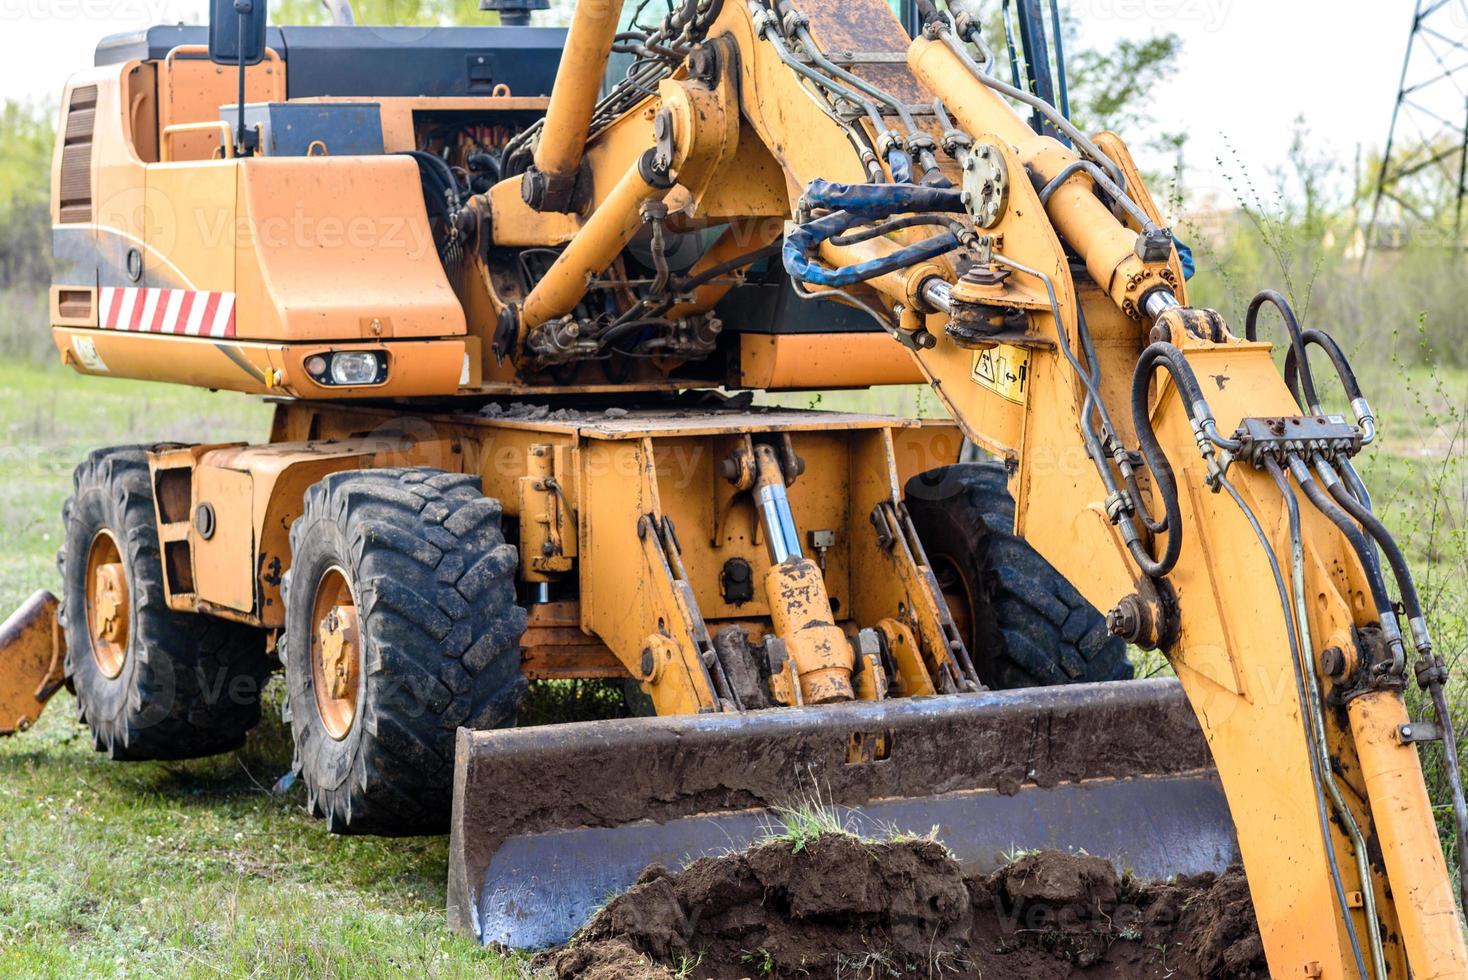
[148,441,388,626]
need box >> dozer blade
[0,590,67,736]
[448,677,1238,948]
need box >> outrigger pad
[447,678,1237,949]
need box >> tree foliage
[0,100,55,289]
[1065,33,1179,136]
[272,0,494,25]
[979,3,1180,143]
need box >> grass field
[0,365,529,978]
[0,357,1463,977]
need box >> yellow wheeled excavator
[3,0,1466,973]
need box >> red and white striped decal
[97,287,236,339]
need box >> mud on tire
[905,461,1132,689]
[281,468,528,835]
[60,446,271,760]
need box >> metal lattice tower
[1368,0,1468,248]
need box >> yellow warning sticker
[970,344,1030,404]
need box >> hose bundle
[782,180,967,288]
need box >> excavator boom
[447,0,1468,973]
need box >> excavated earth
[535,837,1266,980]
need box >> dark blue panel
[278,26,565,98]
[222,102,386,156]
[97,24,566,100]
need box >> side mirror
[210,0,268,66]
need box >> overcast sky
[0,0,1431,204]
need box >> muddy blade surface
[447,678,1237,949]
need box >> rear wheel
[905,462,1132,689]
[60,446,270,759]
[282,468,527,834]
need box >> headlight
[330,351,382,385]
[305,350,389,386]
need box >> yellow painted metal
[311,566,361,741]
[160,121,235,161]
[763,557,854,704]
[738,333,924,388]
[876,618,935,697]
[53,328,470,399]
[191,464,256,614]
[235,156,465,342]
[519,444,574,583]
[0,591,67,736]
[532,0,626,181]
[85,530,128,679]
[1348,691,1468,977]
[158,45,283,161]
[907,37,1174,318]
[519,154,674,332]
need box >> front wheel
[60,446,270,759]
[905,462,1132,689]
[281,468,527,834]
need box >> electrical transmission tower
[1368,0,1468,249]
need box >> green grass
[0,363,271,615]
[0,364,530,977]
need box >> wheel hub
[310,567,361,740]
[933,557,974,650]
[85,531,128,679]
[317,605,359,701]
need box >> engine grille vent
[58,85,97,225]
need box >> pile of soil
[537,836,1266,979]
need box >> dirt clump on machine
[538,836,1265,979]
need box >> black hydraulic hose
[829,214,968,247]
[1245,289,1320,412]
[1317,460,1418,617]
[1128,344,1194,578]
[402,150,461,201]
[671,241,783,294]
[1286,328,1379,444]
[1429,682,1468,914]
[1316,460,1383,581]
[1287,329,1364,408]
[1287,457,1395,617]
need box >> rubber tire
[281,468,528,835]
[904,461,1133,689]
[59,446,271,760]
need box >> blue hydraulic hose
[782,180,968,287]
